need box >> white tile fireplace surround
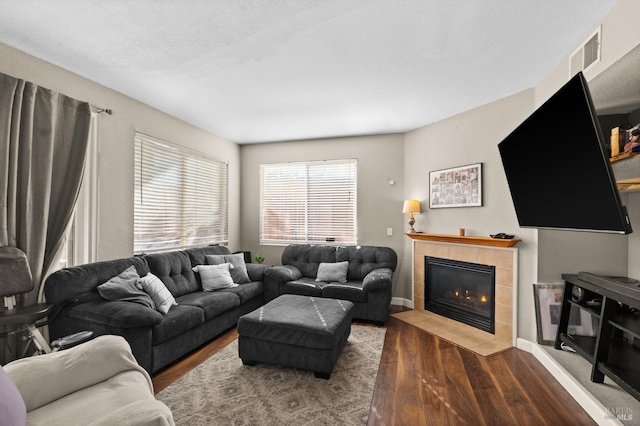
[394,233,519,356]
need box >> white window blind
[134,133,228,253]
[260,159,357,245]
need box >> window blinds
[260,159,357,245]
[134,133,228,253]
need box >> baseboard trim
[391,297,412,308]
[517,338,622,426]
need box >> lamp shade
[402,199,421,214]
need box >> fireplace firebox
[424,256,495,333]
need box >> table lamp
[402,199,421,233]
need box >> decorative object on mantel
[405,232,521,248]
[402,199,421,233]
[429,163,482,208]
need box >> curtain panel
[0,72,91,362]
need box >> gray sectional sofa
[263,245,397,324]
[44,244,397,374]
[44,245,267,374]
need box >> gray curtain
[0,72,91,362]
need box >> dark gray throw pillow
[97,265,155,310]
[206,253,251,284]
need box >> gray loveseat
[44,246,267,374]
[263,245,397,324]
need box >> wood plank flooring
[152,307,596,425]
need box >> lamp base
[408,214,416,233]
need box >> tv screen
[498,72,632,234]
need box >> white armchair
[2,335,174,426]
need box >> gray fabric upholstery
[67,301,164,328]
[264,245,397,323]
[144,251,199,297]
[45,257,150,305]
[281,245,336,278]
[238,294,353,378]
[238,295,353,349]
[44,246,265,373]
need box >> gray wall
[0,42,242,261]
[534,0,640,283]
[239,134,407,298]
[403,89,539,340]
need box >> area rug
[156,325,386,426]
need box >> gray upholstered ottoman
[237,294,354,379]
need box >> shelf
[611,310,640,338]
[559,333,596,363]
[597,339,640,401]
[405,232,521,248]
[568,299,601,318]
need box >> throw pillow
[205,253,251,284]
[0,366,26,426]
[193,263,238,291]
[136,272,177,314]
[316,261,349,283]
[97,265,155,309]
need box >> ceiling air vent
[570,26,601,78]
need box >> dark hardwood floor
[152,307,596,425]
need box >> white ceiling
[0,1,617,144]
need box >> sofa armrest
[5,335,151,413]
[66,300,164,329]
[87,399,175,426]
[263,265,303,284]
[246,263,269,282]
[362,268,393,292]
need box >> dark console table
[555,272,640,402]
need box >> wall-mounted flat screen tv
[498,72,632,234]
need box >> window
[260,159,357,245]
[134,133,228,253]
[58,112,99,270]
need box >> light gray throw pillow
[206,253,251,284]
[315,261,349,283]
[97,265,155,309]
[193,263,239,291]
[136,272,177,314]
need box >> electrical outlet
[387,227,393,236]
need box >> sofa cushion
[44,257,149,305]
[144,251,199,297]
[219,281,263,304]
[322,282,368,303]
[176,291,240,321]
[335,246,398,281]
[316,261,349,283]
[184,245,232,267]
[281,244,337,278]
[136,272,177,314]
[206,253,251,284]
[97,266,155,310]
[193,263,238,291]
[281,277,324,297]
[151,304,205,345]
[0,366,26,426]
[67,301,164,328]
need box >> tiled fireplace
[394,234,518,356]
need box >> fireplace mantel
[406,232,521,248]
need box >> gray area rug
[157,325,386,426]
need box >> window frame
[259,159,358,246]
[134,132,229,254]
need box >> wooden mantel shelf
[405,232,521,248]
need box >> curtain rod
[92,106,114,115]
